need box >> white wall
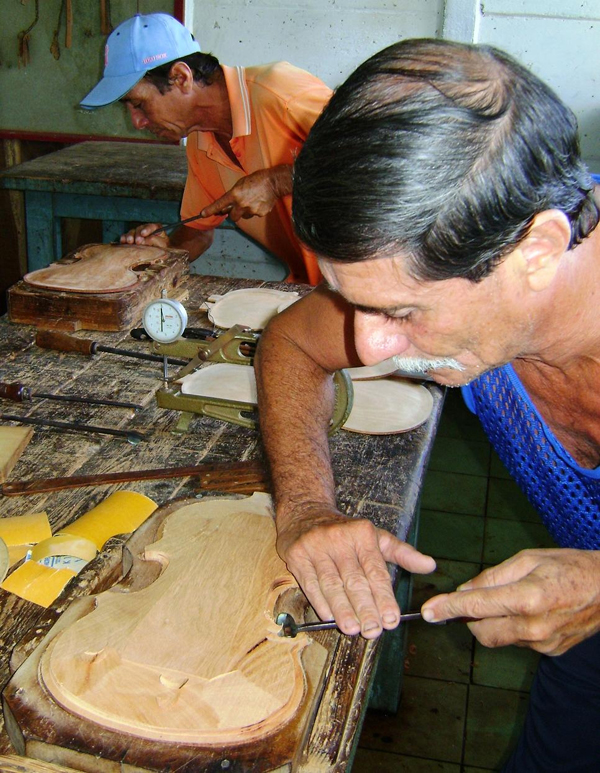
[444,0,600,172]
[186,0,444,89]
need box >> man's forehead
[318,254,481,313]
[319,255,421,299]
[121,79,153,102]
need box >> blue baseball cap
[80,13,201,109]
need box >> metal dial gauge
[142,298,188,344]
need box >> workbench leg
[24,191,56,271]
[367,512,419,713]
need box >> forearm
[199,166,294,221]
[255,319,338,527]
[255,289,436,636]
[255,285,360,525]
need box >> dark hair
[144,51,221,92]
[293,39,598,282]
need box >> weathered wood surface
[0,274,443,770]
[0,753,82,773]
[0,143,187,201]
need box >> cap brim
[80,72,145,109]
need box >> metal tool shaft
[0,414,145,444]
[277,611,427,638]
[145,211,208,237]
[92,343,188,366]
[130,327,216,342]
[0,382,142,410]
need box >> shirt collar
[221,64,252,138]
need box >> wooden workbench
[0,142,187,272]
[0,274,443,772]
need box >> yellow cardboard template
[1,491,157,607]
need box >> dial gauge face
[142,298,188,343]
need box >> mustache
[390,355,465,375]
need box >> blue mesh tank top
[462,364,600,549]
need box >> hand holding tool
[0,382,142,411]
[36,330,188,366]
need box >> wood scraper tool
[276,611,427,637]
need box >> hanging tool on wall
[65,0,72,48]
[17,0,40,67]
[100,0,113,35]
[50,0,65,60]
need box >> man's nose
[354,311,411,366]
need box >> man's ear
[519,209,572,292]
[168,62,195,94]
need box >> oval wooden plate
[343,377,434,434]
[206,288,299,330]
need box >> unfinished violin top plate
[24,244,169,294]
[38,493,324,744]
[343,377,434,434]
[206,288,300,330]
[179,364,433,434]
[179,362,257,404]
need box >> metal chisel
[0,414,145,444]
[277,611,429,637]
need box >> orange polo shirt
[180,62,331,285]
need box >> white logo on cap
[143,53,168,65]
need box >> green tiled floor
[357,389,555,772]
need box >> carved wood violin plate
[23,244,173,295]
[2,494,332,772]
[8,244,189,332]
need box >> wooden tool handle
[36,330,95,356]
[0,383,28,402]
[1,460,265,496]
[65,0,72,48]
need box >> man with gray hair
[255,39,600,771]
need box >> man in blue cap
[81,13,330,284]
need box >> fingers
[200,196,234,220]
[379,532,436,575]
[311,551,363,635]
[119,223,168,247]
[288,551,335,624]
[281,518,409,639]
